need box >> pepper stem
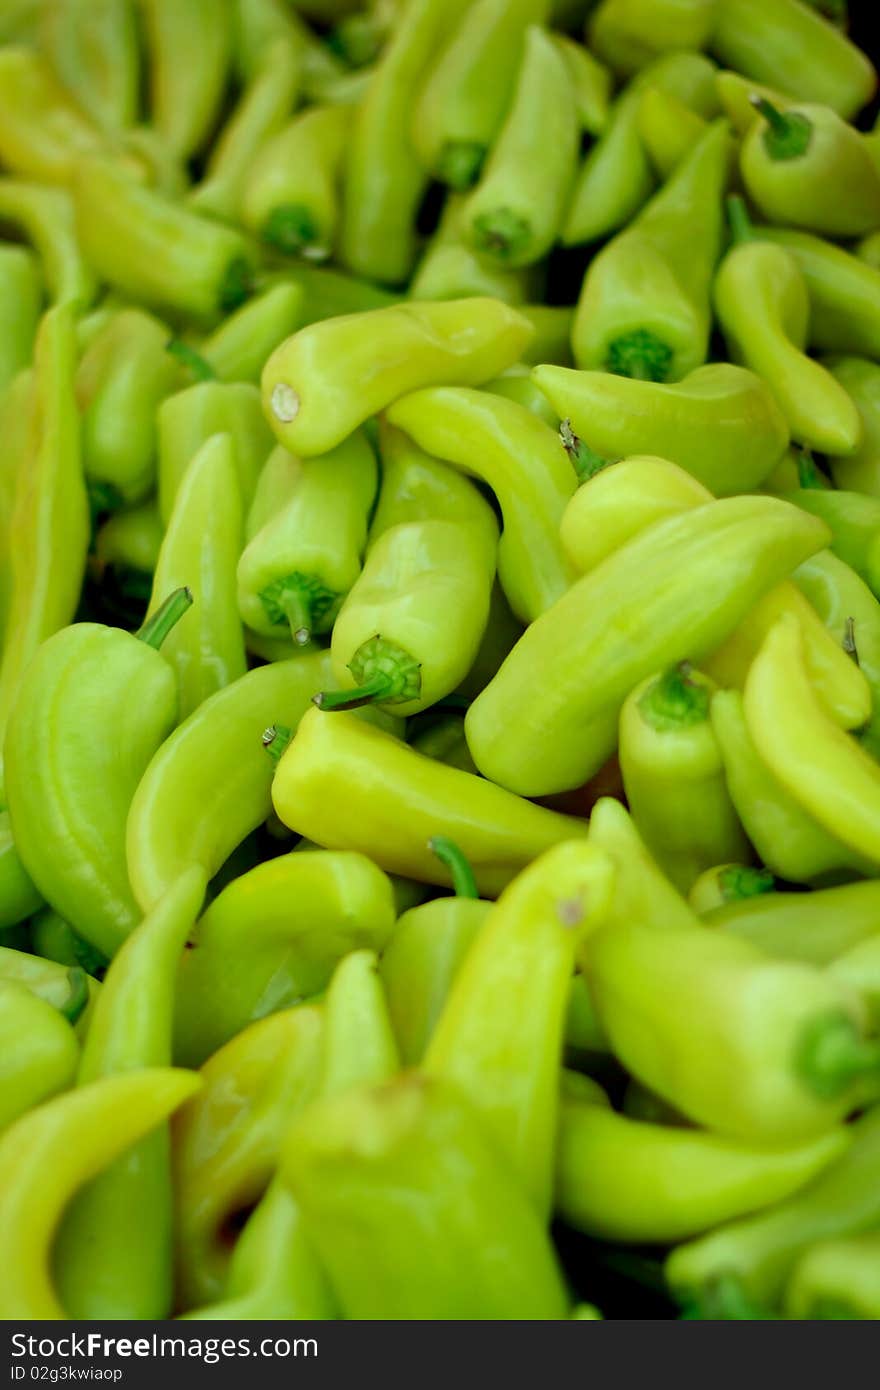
[638,663,710,732]
[717,864,776,903]
[261,205,324,259]
[259,573,339,647]
[559,419,610,484]
[429,836,479,899]
[436,140,486,191]
[262,723,292,764]
[750,96,813,160]
[796,449,826,489]
[313,672,396,711]
[58,967,89,1025]
[798,1011,880,1099]
[218,256,254,313]
[843,616,859,665]
[315,635,422,710]
[605,329,674,383]
[727,194,755,245]
[166,339,216,381]
[471,208,530,263]
[135,587,193,650]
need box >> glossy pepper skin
[0,1068,200,1319]
[741,99,880,239]
[557,1082,847,1246]
[666,1104,880,1315]
[0,811,41,930]
[637,86,708,179]
[0,244,39,394]
[756,232,880,362]
[0,943,99,1030]
[466,496,828,797]
[786,1231,880,1320]
[74,159,256,325]
[38,0,140,133]
[0,978,79,1132]
[409,194,531,305]
[386,387,576,623]
[197,283,305,386]
[460,26,578,269]
[550,34,611,139]
[240,104,350,260]
[709,0,876,120]
[140,0,233,161]
[425,840,615,1215]
[619,665,750,895]
[52,868,206,1321]
[0,46,110,184]
[172,1006,324,1311]
[533,363,790,496]
[157,379,273,525]
[411,0,548,190]
[282,1073,570,1320]
[0,180,96,308]
[714,200,861,458]
[821,358,880,495]
[785,488,880,601]
[126,650,333,912]
[173,849,396,1067]
[572,120,732,382]
[262,297,531,458]
[5,591,192,958]
[237,431,376,645]
[269,706,588,898]
[589,0,719,78]
[707,879,880,966]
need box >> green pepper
[637,86,709,178]
[483,366,559,426]
[459,25,578,268]
[140,0,233,161]
[157,379,273,524]
[587,796,700,937]
[4,589,193,958]
[171,1005,324,1311]
[0,180,96,307]
[262,297,531,458]
[714,198,861,457]
[783,489,880,600]
[0,0,41,44]
[0,369,33,649]
[189,36,301,224]
[236,0,345,101]
[711,688,870,884]
[820,358,880,493]
[412,0,550,190]
[740,98,880,239]
[666,1103,880,1315]
[387,387,576,623]
[705,879,880,965]
[455,579,524,702]
[0,304,90,793]
[619,664,751,894]
[148,436,247,719]
[279,264,400,325]
[0,244,40,394]
[0,810,41,931]
[754,230,880,361]
[550,34,611,138]
[29,910,108,979]
[76,307,180,507]
[572,119,731,382]
[0,978,79,1132]
[517,305,576,367]
[74,158,256,325]
[52,867,206,1320]
[240,104,350,259]
[38,0,140,133]
[714,68,797,135]
[0,1067,200,1319]
[709,0,875,119]
[588,0,719,78]
[268,706,589,897]
[282,1073,570,1319]
[0,943,100,1030]
[466,496,828,797]
[533,363,790,496]
[237,430,377,645]
[786,1230,880,1320]
[0,46,111,184]
[557,1080,848,1246]
[195,283,305,385]
[339,0,472,284]
[93,500,163,602]
[126,650,338,912]
[173,849,396,1067]
[409,194,532,305]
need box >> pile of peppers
[3,0,880,1324]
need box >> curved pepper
[386,387,576,623]
[741,98,880,238]
[409,194,531,305]
[820,358,880,494]
[459,25,577,268]
[465,496,828,797]
[638,86,708,179]
[172,1006,324,1310]
[795,551,880,756]
[709,0,875,120]
[425,840,615,1215]
[269,705,589,897]
[786,1231,880,1320]
[371,420,500,553]
[0,45,114,184]
[126,650,334,911]
[52,867,206,1320]
[706,879,880,965]
[282,1073,570,1319]
[0,180,96,307]
[192,283,305,386]
[557,1084,848,1245]
[262,297,531,458]
[483,366,558,425]
[744,614,880,868]
[237,430,376,645]
[140,0,233,160]
[533,362,790,496]
[572,120,731,382]
[38,0,139,133]
[784,488,880,601]
[157,379,273,525]
[714,198,861,457]
[5,590,192,957]
[0,1068,200,1319]
[588,0,718,78]
[412,0,549,190]
[149,436,246,719]
[0,244,39,395]
[619,664,750,894]
[550,33,611,138]
[755,232,880,362]
[173,849,396,1066]
[74,159,256,325]
[0,978,79,1131]
[666,1103,880,1315]
[241,104,350,259]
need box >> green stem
[58,967,89,1026]
[261,723,292,764]
[559,419,610,484]
[471,208,530,263]
[843,616,859,665]
[313,672,396,711]
[638,663,710,732]
[219,256,254,313]
[798,1011,880,1099]
[693,1274,776,1320]
[261,205,324,258]
[751,96,813,160]
[717,864,776,903]
[605,329,674,383]
[797,449,826,489]
[429,836,478,899]
[166,339,216,381]
[727,194,754,245]
[135,586,193,650]
[436,140,486,191]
